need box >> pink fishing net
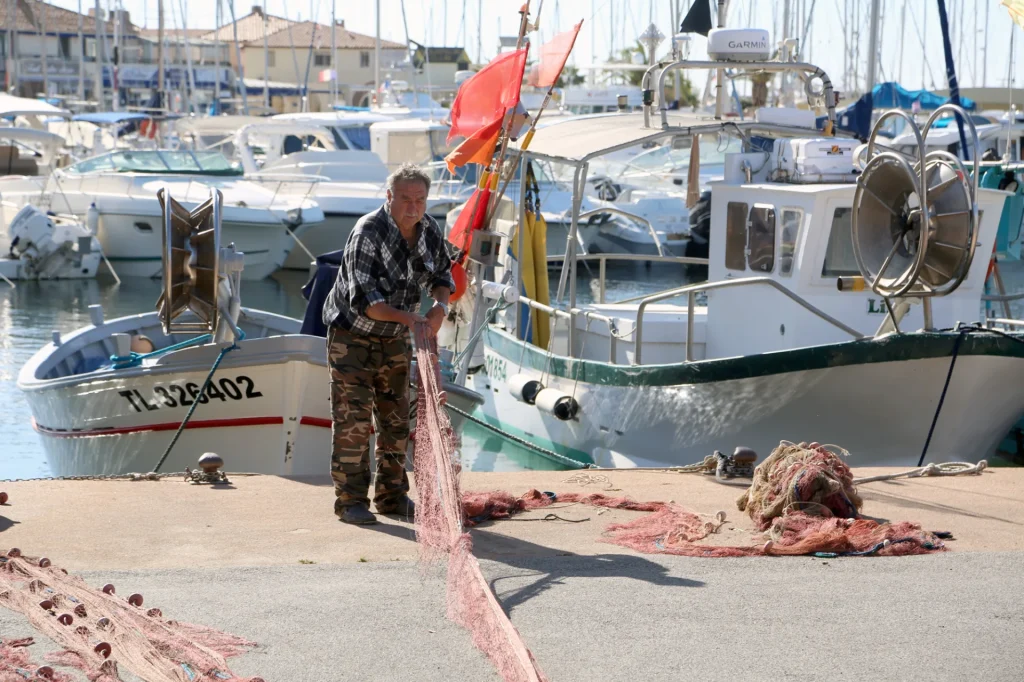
[0,553,263,682]
[413,325,548,682]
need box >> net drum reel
[851,105,981,302]
[155,188,227,335]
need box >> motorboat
[18,188,483,477]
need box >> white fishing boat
[0,149,324,280]
[18,189,483,477]
[448,43,1024,470]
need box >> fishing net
[0,553,262,682]
[461,442,947,559]
[413,324,548,682]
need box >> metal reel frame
[851,104,980,299]
[156,188,223,335]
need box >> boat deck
[1,468,1022,680]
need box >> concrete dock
[1,468,1022,681]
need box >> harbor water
[1,263,702,479]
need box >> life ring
[139,118,157,139]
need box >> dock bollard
[198,452,224,474]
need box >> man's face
[387,180,428,232]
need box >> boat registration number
[484,354,507,383]
[118,376,264,413]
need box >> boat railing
[515,296,622,364]
[544,252,709,304]
[577,207,668,257]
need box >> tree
[555,65,587,88]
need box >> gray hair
[386,163,432,194]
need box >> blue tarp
[870,82,976,111]
[72,112,151,125]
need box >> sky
[43,0,1024,99]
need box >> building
[404,42,471,104]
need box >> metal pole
[865,0,880,92]
[94,0,103,108]
[374,0,381,106]
[714,1,727,119]
[41,2,48,100]
[477,0,482,64]
[214,0,222,112]
[227,0,249,114]
[331,0,337,104]
[158,0,164,108]
[263,0,269,108]
[78,0,85,103]
[5,0,12,94]
[983,0,989,87]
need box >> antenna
[155,188,222,334]
[850,104,980,300]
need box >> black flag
[680,0,714,36]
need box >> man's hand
[400,311,428,328]
[425,304,446,335]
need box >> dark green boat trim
[484,326,1024,388]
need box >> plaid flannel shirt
[322,205,455,337]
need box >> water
[0,263,696,479]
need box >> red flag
[447,186,492,259]
[447,48,528,143]
[445,118,503,172]
[535,21,583,88]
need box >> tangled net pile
[462,442,948,559]
[0,552,261,681]
[413,325,547,682]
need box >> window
[779,208,803,276]
[821,207,860,277]
[314,53,331,66]
[59,36,71,60]
[747,204,776,273]
[360,51,370,67]
[725,201,748,270]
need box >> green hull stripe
[474,410,594,464]
[484,326,1024,387]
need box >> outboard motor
[685,190,711,260]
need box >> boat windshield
[66,150,243,176]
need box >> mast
[94,0,103,108]
[331,0,337,104]
[41,1,48,100]
[158,0,164,108]
[476,0,481,64]
[214,0,221,112]
[983,0,989,87]
[263,0,269,108]
[374,0,381,106]
[865,0,880,92]
[226,0,248,114]
[78,0,85,103]
[897,0,906,85]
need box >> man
[322,163,453,525]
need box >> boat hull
[471,328,1024,468]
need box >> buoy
[94,642,112,658]
[38,600,54,610]
[102,584,115,595]
[0,491,8,504]
[74,604,88,617]
[35,666,54,679]
[450,260,469,302]
[146,608,162,618]
[38,557,51,568]
[534,388,579,421]
[57,613,74,625]
[128,593,144,607]
[7,548,21,558]
[96,617,111,629]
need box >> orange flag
[535,21,583,88]
[447,48,529,144]
[447,186,493,258]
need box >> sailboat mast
[94,0,103,108]
[214,0,222,112]
[331,0,337,104]
[374,0,381,105]
[78,0,85,102]
[983,0,989,87]
[263,0,269,108]
[158,0,164,108]
[865,0,880,92]
[227,0,248,114]
[41,2,48,101]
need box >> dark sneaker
[337,503,378,525]
[377,496,416,517]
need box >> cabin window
[725,202,748,270]
[779,208,802,276]
[747,204,776,273]
[360,51,371,68]
[821,207,860,277]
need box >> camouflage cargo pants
[328,326,411,512]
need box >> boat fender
[535,388,579,421]
[508,374,545,404]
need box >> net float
[37,558,51,568]
[146,608,162,618]
[0,492,8,504]
[101,584,115,594]
[74,604,88,617]
[128,593,144,607]
[94,642,112,658]
[57,613,73,625]
[7,548,21,558]
[38,599,54,610]
[96,617,111,628]
[35,666,54,679]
